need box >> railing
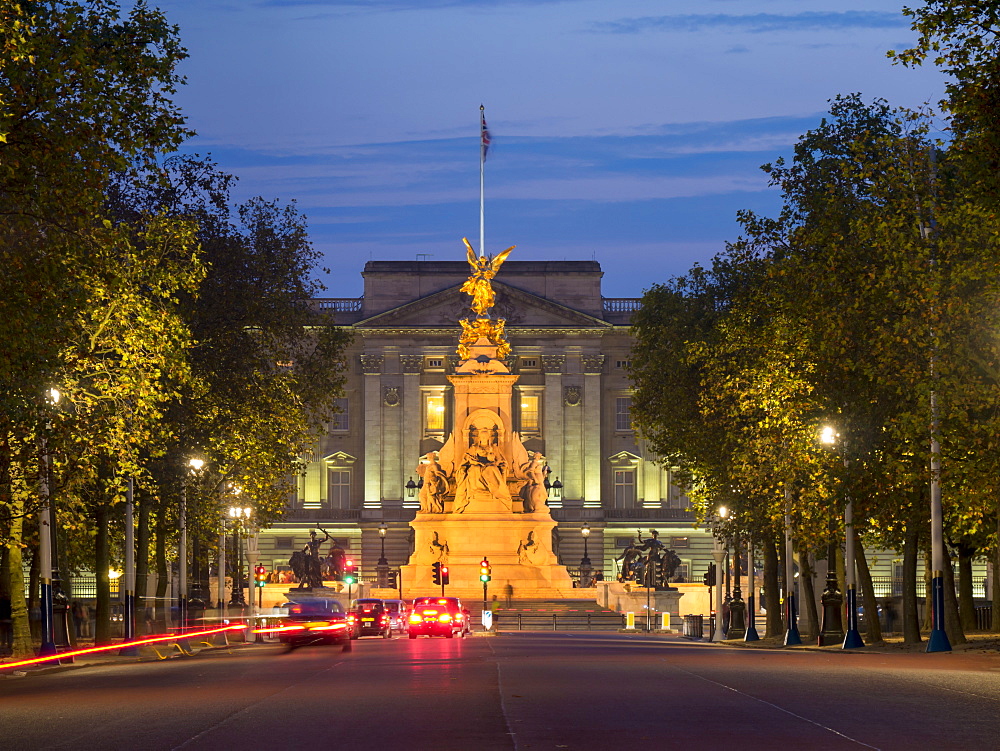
[603,298,642,313]
[493,612,626,631]
[868,576,986,599]
[603,508,695,520]
[283,508,362,521]
[314,298,363,312]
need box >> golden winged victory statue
[459,238,514,315]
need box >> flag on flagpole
[480,107,491,160]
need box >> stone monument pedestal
[402,512,577,600]
[596,581,684,629]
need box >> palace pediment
[354,282,611,330]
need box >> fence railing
[868,576,987,599]
[493,612,626,631]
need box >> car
[407,596,470,638]
[278,600,353,651]
[349,598,392,638]
[381,599,410,634]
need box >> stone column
[542,355,564,503]
[361,353,383,508]
[401,354,423,505]
[582,354,604,507]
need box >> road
[3,632,1000,750]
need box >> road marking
[170,660,346,750]
[488,639,520,750]
[665,661,881,750]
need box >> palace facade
[255,260,714,588]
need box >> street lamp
[179,457,204,635]
[405,477,417,498]
[377,522,389,588]
[711,507,728,642]
[228,505,251,606]
[818,425,845,647]
[820,425,863,649]
[579,523,592,588]
[37,387,61,658]
[551,478,562,499]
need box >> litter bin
[682,614,703,639]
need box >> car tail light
[409,613,422,623]
[438,614,452,623]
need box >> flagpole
[479,104,486,258]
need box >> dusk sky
[148,0,949,299]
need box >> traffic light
[344,559,356,585]
[441,566,450,586]
[702,563,717,587]
[431,561,442,586]
[254,564,266,588]
[480,558,491,583]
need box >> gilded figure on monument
[460,237,514,315]
[416,451,448,513]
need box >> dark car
[279,600,352,651]
[407,596,469,638]
[349,598,392,638]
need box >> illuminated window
[425,393,445,433]
[331,398,349,431]
[329,470,351,509]
[615,397,633,431]
[427,358,443,368]
[520,394,540,433]
[614,469,635,508]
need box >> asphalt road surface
[3,632,1000,750]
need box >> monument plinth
[400,240,577,599]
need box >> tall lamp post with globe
[179,457,204,635]
[229,505,252,607]
[579,523,593,588]
[377,521,390,588]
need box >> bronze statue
[288,528,330,589]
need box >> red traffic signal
[441,566,450,586]
[254,564,266,588]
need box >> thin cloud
[594,11,908,35]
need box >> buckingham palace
[253,259,716,586]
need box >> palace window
[519,394,540,434]
[331,397,349,431]
[615,397,633,432]
[614,469,636,508]
[328,469,351,509]
[425,393,445,434]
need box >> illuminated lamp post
[377,522,389,588]
[818,425,846,647]
[579,523,592,588]
[179,457,204,635]
[820,425,863,649]
[711,507,728,642]
[228,505,251,606]
[37,387,61,658]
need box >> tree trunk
[135,494,150,635]
[854,529,884,644]
[956,545,977,632]
[942,552,967,645]
[994,501,1000,632]
[763,535,782,638]
[6,497,34,657]
[902,525,921,644]
[797,552,819,638]
[94,503,113,645]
